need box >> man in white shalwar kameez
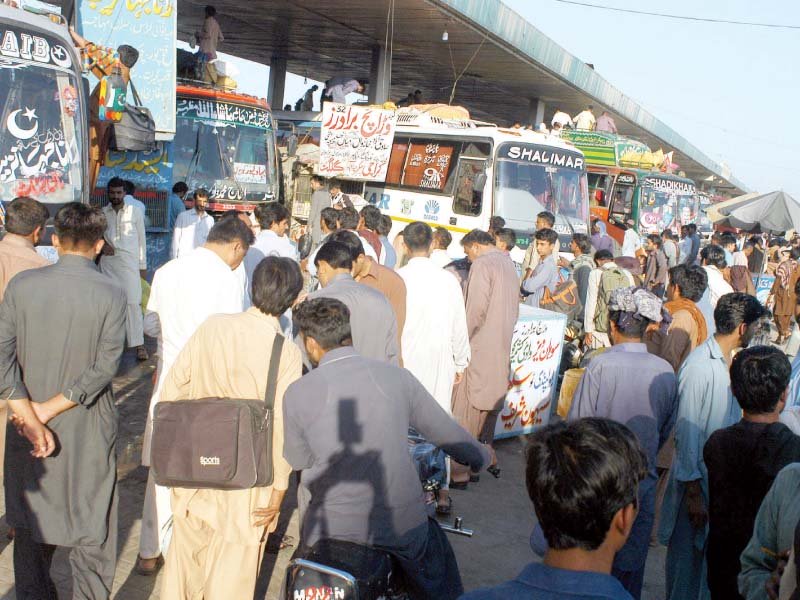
[134,217,254,575]
[171,189,215,259]
[398,222,470,513]
[101,177,148,360]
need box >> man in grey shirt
[306,240,399,364]
[285,298,489,599]
[308,175,330,247]
[0,202,127,599]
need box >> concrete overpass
[176,0,747,195]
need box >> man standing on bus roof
[551,108,574,129]
[195,5,224,61]
[101,177,148,361]
[574,105,597,131]
[596,111,618,134]
[172,189,215,259]
[324,78,365,104]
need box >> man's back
[148,248,244,370]
[282,347,486,549]
[400,257,469,402]
[571,344,676,477]
[308,274,398,364]
[705,421,800,597]
[0,256,126,545]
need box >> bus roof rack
[395,105,496,130]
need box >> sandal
[136,346,149,361]
[266,534,295,554]
[436,496,453,516]
[487,465,502,479]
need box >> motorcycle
[282,431,473,600]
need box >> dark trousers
[14,492,118,600]
[477,409,500,445]
[391,518,463,600]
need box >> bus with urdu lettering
[0,4,88,224]
[363,108,590,255]
[560,129,698,243]
[98,83,280,216]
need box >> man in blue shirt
[168,181,189,231]
[462,418,647,600]
[659,292,767,600]
[569,287,678,599]
[521,228,560,308]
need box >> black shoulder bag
[151,335,284,489]
[108,80,157,153]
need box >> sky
[195,0,799,198]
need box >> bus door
[606,172,636,244]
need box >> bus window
[453,159,486,216]
[385,137,409,185]
[402,140,457,192]
[639,189,676,234]
[587,172,609,207]
[494,161,551,234]
[610,185,634,221]
[551,168,587,221]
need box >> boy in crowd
[462,418,647,600]
[521,228,559,308]
[704,346,800,599]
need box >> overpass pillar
[368,44,391,104]
[268,55,287,109]
[528,98,546,128]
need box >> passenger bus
[561,129,698,243]
[97,82,280,269]
[171,84,280,213]
[99,84,280,214]
[0,4,87,222]
[363,110,590,255]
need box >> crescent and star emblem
[6,107,39,140]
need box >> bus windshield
[0,62,83,207]
[494,160,589,241]
[639,176,697,235]
[173,97,277,203]
[638,188,677,234]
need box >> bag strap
[264,334,284,409]
[128,80,143,107]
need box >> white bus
[362,110,590,255]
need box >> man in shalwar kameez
[0,203,127,599]
[450,229,519,486]
[399,222,470,511]
[101,177,148,361]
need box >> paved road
[0,344,667,599]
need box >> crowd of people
[2,186,800,600]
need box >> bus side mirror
[474,173,487,190]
